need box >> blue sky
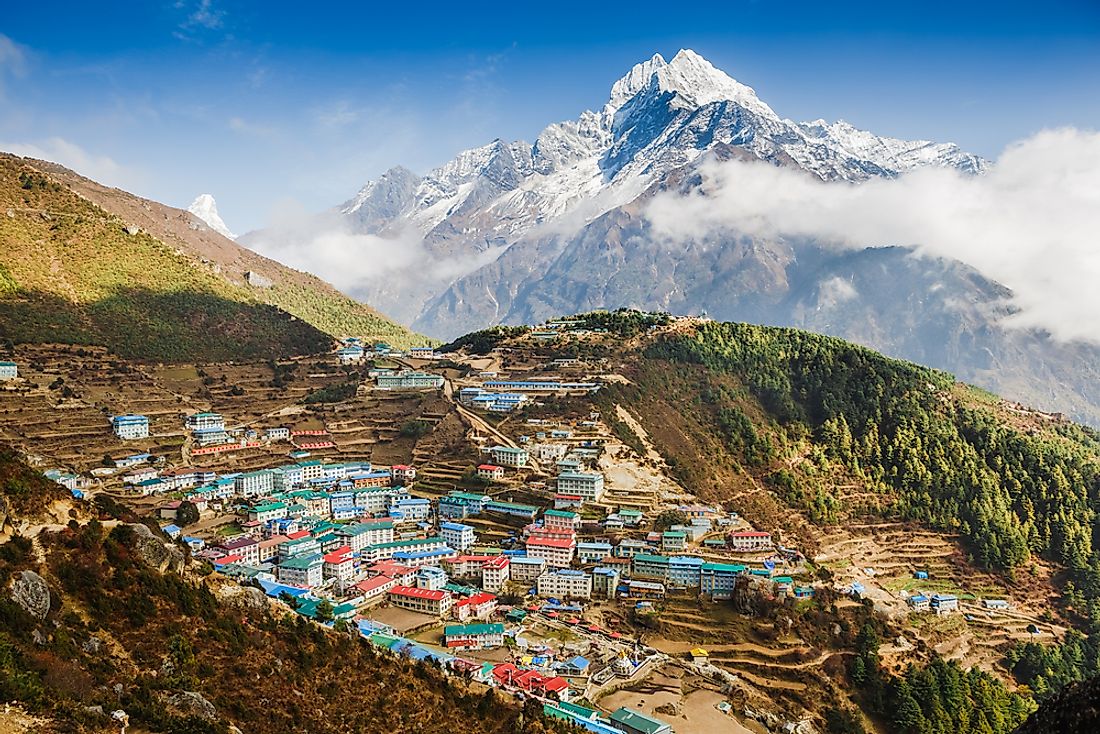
[1,0,1098,232]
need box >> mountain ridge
[248,49,1100,426]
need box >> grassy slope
[0,158,333,361]
[26,154,427,349]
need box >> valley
[0,311,1092,733]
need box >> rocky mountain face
[312,49,1099,423]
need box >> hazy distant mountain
[304,49,1100,424]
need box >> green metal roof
[609,707,671,734]
[444,623,504,636]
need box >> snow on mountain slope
[320,48,989,328]
[340,49,984,251]
[187,194,237,239]
[799,119,988,174]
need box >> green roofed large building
[609,707,674,734]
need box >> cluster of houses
[335,338,438,365]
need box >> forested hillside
[550,314,1100,717]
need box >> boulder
[9,569,51,620]
[129,523,185,573]
[159,690,218,721]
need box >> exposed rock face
[219,585,269,611]
[159,690,218,721]
[9,569,51,620]
[129,523,185,573]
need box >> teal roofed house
[609,707,674,734]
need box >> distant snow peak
[187,193,236,239]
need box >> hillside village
[0,315,1065,734]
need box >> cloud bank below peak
[646,127,1100,344]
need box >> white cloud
[1,137,141,190]
[646,127,1100,344]
[0,33,28,98]
[243,205,506,296]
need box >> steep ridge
[18,154,425,351]
[0,155,332,361]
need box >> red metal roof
[730,531,771,537]
[388,584,447,601]
[455,592,496,608]
[355,576,394,594]
[477,464,502,471]
[527,536,575,549]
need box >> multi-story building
[376,371,445,389]
[439,491,491,518]
[536,443,568,461]
[931,594,959,615]
[354,575,396,606]
[278,554,324,588]
[387,585,453,616]
[111,414,149,439]
[279,536,321,559]
[509,555,547,583]
[453,591,498,621]
[543,509,580,532]
[660,531,687,554]
[265,427,290,441]
[440,522,476,551]
[216,536,261,566]
[390,497,431,522]
[591,566,621,599]
[416,565,448,591]
[193,426,230,446]
[484,500,539,521]
[555,472,605,502]
[362,536,448,564]
[526,536,576,568]
[576,542,613,564]
[186,412,224,431]
[322,547,357,586]
[234,470,275,497]
[481,556,510,592]
[334,520,394,551]
[665,556,702,587]
[248,501,288,524]
[390,464,417,483]
[631,554,702,588]
[444,622,504,650]
[0,362,17,380]
[536,569,593,600]
[476,464,506,482]
[728,531,773,552]
[488,446,529,468]
[700,562,746,599]
[613,538,651,558]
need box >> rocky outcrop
[159,690,218,721]
[9,569,51,620]
[129,523,185,573]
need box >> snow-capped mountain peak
[607,52,668,111]
[656,48,775,117]
[327,49,990,329]
[187,194,236,239]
